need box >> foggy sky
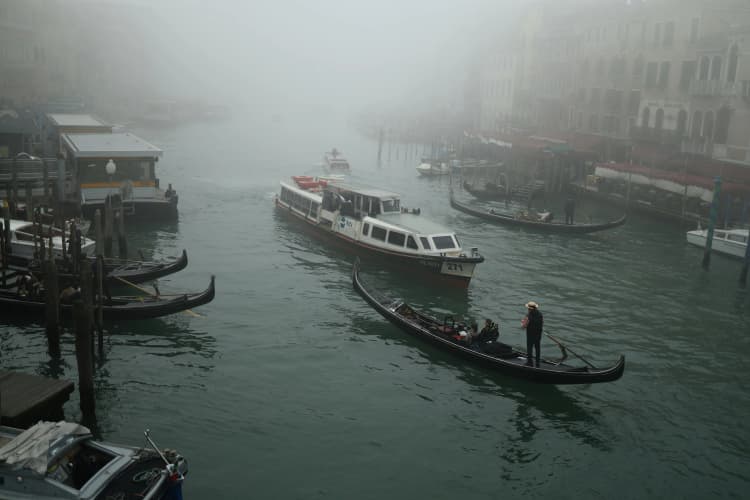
[118,0,516,118]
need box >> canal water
[2,111,749,499]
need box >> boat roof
[688,228,749,235]
[7,219,38,231]
[62,132,163,159]
[369,212,455,236]
[47,113,109,128]
[329,183,399,199]
[0,421,91,475]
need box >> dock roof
[47,114,109,128]
[62,132,162,159]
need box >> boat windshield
[381,198,400,213]
[432,235,456,250]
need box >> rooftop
[47,114,109,128]
[62,133,163,159]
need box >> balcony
[689,79,743,98]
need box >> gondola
[450,191,627,234]
[0,275,215,321]
[352,260,624,384]
[462,181,510,200]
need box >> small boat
[276,176,484,286]
[416,160,451,177]
[686,227,749,258]
[323,148,351,172]
[0,421,186,499]
[0,275,215,321]
[2,218,96,262]
[462,181,509,200]
[353,260,625,384]
[450,191,627,234]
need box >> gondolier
[523,301,543,367]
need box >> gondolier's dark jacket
[526,309,543,338]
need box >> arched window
[691,111,703,140]
[711,55,722,80]
[641,106,651,128]
[655,108,665,131]
[715,106,730,144]
[727,44,739,83]
[699,56,710,80]
[676,109,688,137]
[703,111,714,141]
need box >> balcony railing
[689,79,742,97]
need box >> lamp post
[105,159,116,182]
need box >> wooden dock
[0,370,74,428]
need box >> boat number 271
[447,263,464,271]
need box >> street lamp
[105,159,116,179]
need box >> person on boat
[478,318,499,343]
[522,301,543,367]
[564,197,576,224]
[60,285,81,304]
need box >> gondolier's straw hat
[525,301,539,309]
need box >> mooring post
[42,157,49,202]
[2,202,11,258]
[740,232,750,287]
[44,258,61,358]
[95,255,104,356]
[116,208,127,259]
[702,177,722,270]
[25,182,33,221]
[79,260,95,367]
[10,156,17,211]
[93,209,103,257]
[73,298,95,423]
[104,198,113,258]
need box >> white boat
[323,148,351,172]
[275,176,484,286]
[416,160,451,177]
[3,219,96,263]
[0,421,186,499]
[686,227,749,258]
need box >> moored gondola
[0,275,215,321]
[450,191,627,234]
[352,260,624,384]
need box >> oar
[544,331,597,369]
[114,275,201,318]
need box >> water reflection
[350,314,610,453]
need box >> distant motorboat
[416,160,451,177]
[323,148,351,172]
[686,227,748,258]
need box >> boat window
[407,235,418,250]
[381,198,400,213]
[727,233,747,243]
[388,231,406,247]
[371,226,387,241]
[363,223,370,236]
[453,235,461,248]
[715,231,726,238]
[420,236,431,250]
[432,235,456,250]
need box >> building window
[628,90,641,115]
[654,108,664,132]
[658,61,670,89]
[715,107,730,144]
[727,44,739,83]
[641,107,650,128]
[663,22,675,47]
[676,109,687,137]
[699,56,710,80]
[710,56,722,80]
[690,18,699,43]
[691,111,703,140]
[645,62,659,88]
[679,61,696,91]
[703,111,714,141]
[633,55,645,80]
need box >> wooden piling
[702,177,722,270]
[94,209,103,257]
[740,234,750,287]
[10,156,17,210]
[116,208,127,259]
[42,158,49,201]
[104,198,113,258]
[73,299,96,423]
[44,259,61,358]
[25,183,33,221]
[95,255,104,356]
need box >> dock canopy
[47,114,110,130]
[62,132,162,159]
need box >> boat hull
[450,194,627,234]
[275,198,481,286]
[686,229,748,258]
[353,261,625,384]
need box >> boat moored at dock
[686,227,748,258]
[275,176,484,286]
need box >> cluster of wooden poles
[0,197,129,425]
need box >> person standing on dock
[522,301,543,367]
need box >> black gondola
[352,260,624,384]
[462,181,510,200]
[450,191,627,234]
[19,250,189,285]
[0,275,215,321]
